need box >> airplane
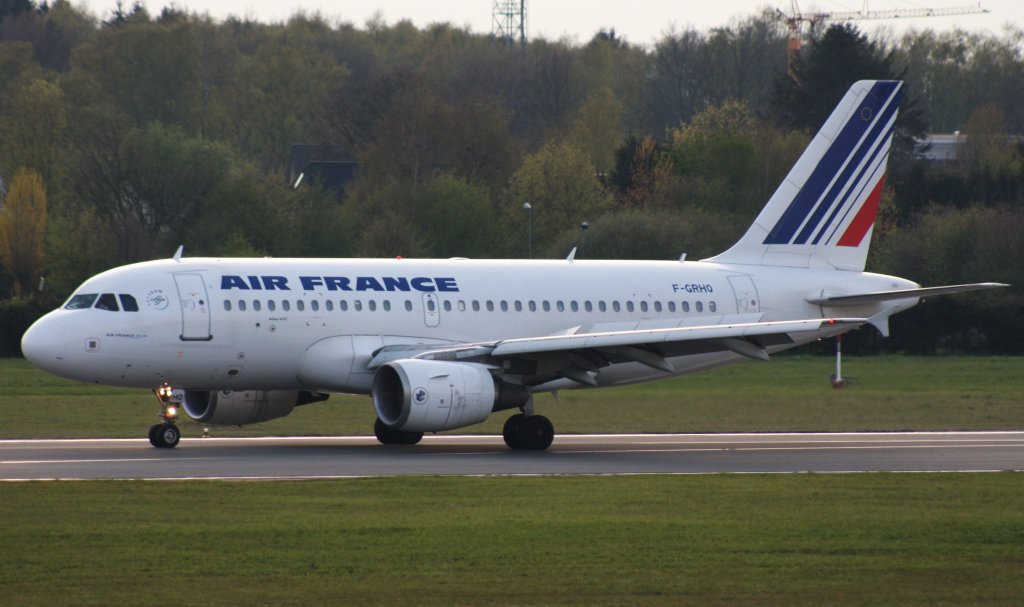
[21,80,1006,450]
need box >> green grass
[1,474,1022,606]
[1,356,1022,438]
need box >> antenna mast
[493,0,527,47]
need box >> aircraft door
[728,275,760,314]
[422,293,440,327]
[174,273,213,341]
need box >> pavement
[2,431,1023,480]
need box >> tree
[0,166,47,297]
[0,78,68,188]
[421,175,498,258]
[773,23,925,148]
[569,86,624,175]
[506,141,613,256]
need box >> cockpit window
[65,294,98,310]
[120,294,139,312]
[94,293,120,311]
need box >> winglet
[173,245,184,262]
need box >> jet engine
[372,360,529,432]
[182,389,325,426]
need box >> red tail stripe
[837,175,886,247]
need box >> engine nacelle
[372,360,529,432]
[181,389,318,426]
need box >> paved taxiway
[2,432,1023,480]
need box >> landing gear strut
[149,383,181,449]
[374,418,424,445]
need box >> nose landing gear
[149,384,181,448]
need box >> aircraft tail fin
[706,80,903,271]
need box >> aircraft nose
[21,315,68,370]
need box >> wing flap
[490,318,864,357]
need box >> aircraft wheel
[148,424,162,447]
[502,414,525,449]
[152,423,180,449]
[374,418,423,446]
[521,415,554,451]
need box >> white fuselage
[22,256,917,393]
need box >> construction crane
[780,1,989,75]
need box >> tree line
[0,1,1021,354]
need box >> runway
[2,432,1023,480]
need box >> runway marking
[2,431,1023,445]
[559,443,1024,455]
[1,458,217,465]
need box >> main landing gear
[502,397,554,451]
[149,383,181,449]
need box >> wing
[369,317,865,388]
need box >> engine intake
[372,360,529,432]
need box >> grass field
[1,474,1022,606]
[1,356,1022,438]
[3,357,1023,605]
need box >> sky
[77,0,1020,45]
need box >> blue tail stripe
[763,81,900,245]
[814,122,895,245]
[793,96,897,245]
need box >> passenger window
[486,301,494,312]
[384,300,392,312]
[224,300,232,312]
[682,301,690,313]
[626,302,635,313]
[253,300,262,312]
[296,300,305,312]
[500,301,508,312]
[65,294,99,310]
[238,300,247,312]
[528,301,537,312]
[325,300,333,312]
[542,301,551,312]
[640,301,648,313]
[354,300,362,312]
[443,300,451,312]
[405,300,412,311]
[599,301,606,312]
[458,300,466,312]
[709,301,717,313]
[612,301,620,312]
[340,301,348,312]
[696,301,704,313]
[584,301,592,312]
[472,301,480,312]
[95,293,119,311]
[119,294,139,312]
[310,300,319,312]
[668,301,676,312]
[268,300,276,312]
[556,301,565,312]
[369,300,377,312]
[282,300,291,312]
[654,301,662,313]
[514,301,523,312]
[426,299,435,312]
[570,301,579,312]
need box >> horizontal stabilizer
[807,283,1009,306]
